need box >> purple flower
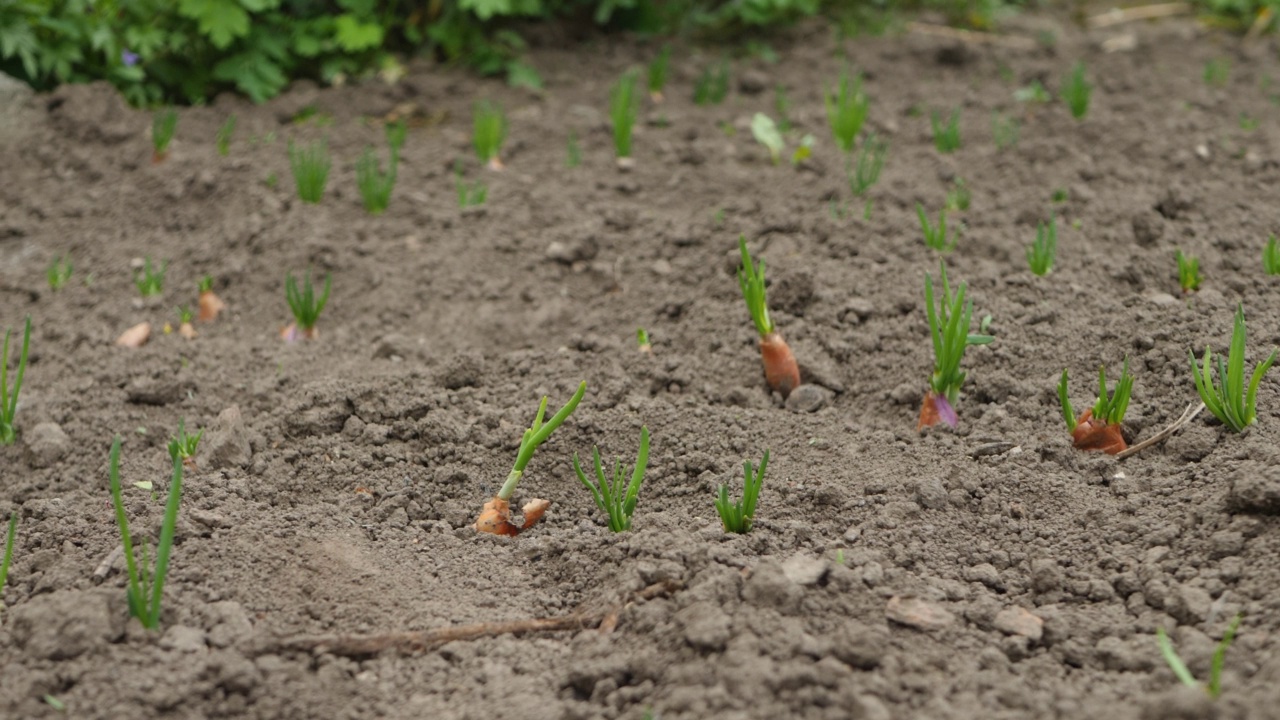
[935,395,958,428]
[121,50,139,67]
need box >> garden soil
[4,13,1280,720]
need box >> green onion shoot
[288,139,331,204]
[919,262,992,430]
[648,45,670,103]
[473,100,507,171]
[167,417,204,467]
[108,436,184,630]
[47,255,72,291]
[931,109,961,153]
[0,512,15,610]
[1027,217,1058,276]
[610,69,640,167]
[917,204,954,252]
[716,450,769,534]
[1190,304,1277,432]
[1263,234,1279,275]
[825,70,869,154]
[574,426,650,532]
[282,270,331,342]
[1058,358,1133,454]
[152,108,178,163]
[134,257,167,298]
[1157,614,1241,699]
[1176,249,1201,294]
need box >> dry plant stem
[1086,3,1191,28]
[1116,402,1205,459]
[906,22,1035,50]
[259,580,681,658]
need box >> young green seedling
[917,204,954,252]
[152,108,178,162]
[282,270,331,342]
[1061,61,1092,119]
[385,119,407,157]
[825,70,869,154]
[637,327,651,353]
[774,85,793,132]
[919,262,993,429]
[1027,217,1057,276]
[715,450,769,534]
[751,113,785,165]
[931,109,961,153]
[1263,234,1280,275]
[739,237,801,398]
[1157,614,1241,699]
[693,61,729,105]
[174,306,196,339]
[574,426,650,532]
[108,437,184,629]
[848,135,887,219]
[945,177,970,212]
[1190,304,1277,432]
[216,114,236,156]
[288,139,331,204]
[454,163,489,208]
[134,257,167,297]
[0,512,15,610]
[475,381,588,536]
[648,46,670,102]
[1176,249,1202,294]
[1204,58,1230,87]
[47,255,72,291]
[992,113,1019,150]
[167,417,203,466]
[1014,80,1052,105]
[1058,358,1133,454]
[356,146,397,215]
[610,70,641,167]
[473,101,507,171]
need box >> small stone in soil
[886,596,954,631]
[23,422,70,468]
[785,384,831,413]
[992,607,1044,642]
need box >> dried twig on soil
[1115,402,1204,459]
[1086,3,1191,29]
[258,580,681,658]
[906,22,1036,50]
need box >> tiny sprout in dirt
[1190,304,1277,433]
[917,204,954,252]
[152,108,177,162]
[475,381,587,536]
[693,61,729,105]
[1176,249,1201,294]
[216,114,236,156]
[931,109,961,153]
[356,146,397,215]
[637,327,651,353]
[992,113,1019,150]
[610,69,640,165]
[288,139,330,204]
[1058,358,1133,455]
[716,450,769,534]
[945,177,970,212]
[825,70,869,153]
[1027,217,1057,276]
[1051,188,1068,203]
[565,131,581,168]
[750,113,784,165]
[174,306,196,339]
[1015,80,1051,105]
[738,236,801,398]
[0,512,15,607]
[47,255,72,291]
[1204,58,1230,87]
[134,257,167,297]
[454,162,488,208]
[919,262,993,430]
[1061,61,1092,119]
[575,426,650,532]
[385,119,407,156]
[282,270,331,342]
[1158,614,1241,699]
[168,417,203,465]
[648,45,670,102]
[473,101,507,171]
[1263,234,1280,275]
[109,437,184,630]
[197,275,225,322]
[848,135,887,219]
[774,85,793,132]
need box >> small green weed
[1014,80,1051,105]
[1027,217,1057,276]
[694,61,729,105]
[931,109,961,153]
[47,255,72,291]
[565,131,581,168]
[945,177,970,212]
[134,257,167,297]
[454,163,488,207]
[917,204,954,252]
[1204,58,1230,87]
[992,113,1019,150]
[1176,249,1201,293]
[167,418,203,464]
[152,108,177,161]
[716,451,769,534]
[1157,614,1241,699]
[287,139,331,204]
[1061,61,1092,119]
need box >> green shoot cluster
[565,132,581,168]
[945,178,970,212]
[750,113,784,165]
[454,163,488,207]
[774,85,792,132]
[1027,217,1057,276]
[108,437,184,629]
[925,263,992,404]
[610,70,640,160]
[285,271,332,333]
[176,306,194,325]
[216,114,236,156]
[574,426,650,532]
[637,327,650,349]
[167,418,203,463]
[1,317,31,446]
[1190,304,1277,432]
[356,146,397,215]
[848,135,887,198]
[1058,358,1133,433]
[648,46,670,98]
[499,381,588,501]
[1015,80,1051,105]
[1176,249,1202,293]
[134,257,167,297]
[693,61,729,105]
[198,275,215,294]
[386,119,407,156]
[472,101,507,166]
[716,451,768,534]
[47,255,72,291]
[1157,614,1241,699]
[917,205,953,252]
[825,71,869,153]
[1204,58,1230,87]
[152,108,178,156]
[288,139,331,204]
[0,512,15,608]
[1263,234,1280,275]
[931,109,961,153]
[992,113,1019,150]
[737,237,774,338]
[1061,61,1092,119]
